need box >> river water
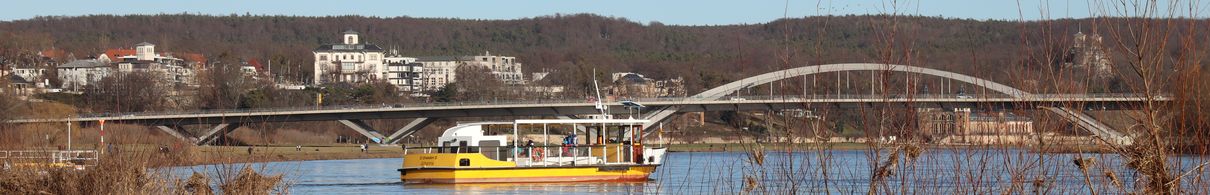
[171,149,1210,194]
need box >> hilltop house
[1064,32,1114,77]
[607,72,686,98]
[57,59,112,91]
[313,30,386,84]
[415,52,526,91]
[312,30,527,93]
[10,64,46,84]
[384,51,424,94]
[104,42,198,84]
[55,42,202,91]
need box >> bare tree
[197,60,252,110]
[0,81,19,121]
[452,65,504,101]
[81,72,169,113]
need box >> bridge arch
[643,63,1131,145]
[645,63,1031,128]
[693,63,1029,100]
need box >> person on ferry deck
[524,140,535,156]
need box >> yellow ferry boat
[398,116,668,184]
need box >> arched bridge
[4,63,1156,146]
[640,63,1131,145]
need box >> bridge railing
[660,93,1162,103]
[48,98,605,120]
[12,93,1165,121]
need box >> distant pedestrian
[360,144,367,153]
[247,146,254,155]
[296,145,302,151]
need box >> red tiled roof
[177,53,207,64]
[247,58,264,71]
[104,49,136,59]
[40,49,67,59]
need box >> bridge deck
[4,94,1168,125]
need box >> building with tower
[313,30,386,84]
[111,42,196,85]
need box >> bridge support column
[386,118,435,144]
[1041,107,1133,146]
[339,119,388,144]
[154,125,198,143]
[196,123,242,146]
[642,106,681,135]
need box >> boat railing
[405,145,646,167]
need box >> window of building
[319,54,328,61]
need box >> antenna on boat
[592,69,608,117]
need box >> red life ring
[531,148,545,161]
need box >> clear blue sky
[0,0,1153,25]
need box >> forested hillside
[0,14,1202,95]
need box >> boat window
[459,158,470,166]
[440,141,453,153]
[478,140,500,147]
[459,141,471,153]
[479,140,500,160]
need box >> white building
[415,51,525,91]
[10,65,45,83]
[384,52,424,94]
[112,42,196,85]
[57,59,112,91]
[416,56,465,91]
[608,72,686,98]
[313,30,386,84]
[465,51,525,85]
[1068,32,1114,78]
[240,64,259,76]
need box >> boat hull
[400,165,658,184]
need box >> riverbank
[665,142,1115,153]
[107,144,404,167]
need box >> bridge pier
[1042,107,1133,146]
[339,120,389,144]
[196,123,242,146]
[154,125,198,143]
[386,118,435,144]
[642,106,682,134]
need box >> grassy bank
[102,144,403,167]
